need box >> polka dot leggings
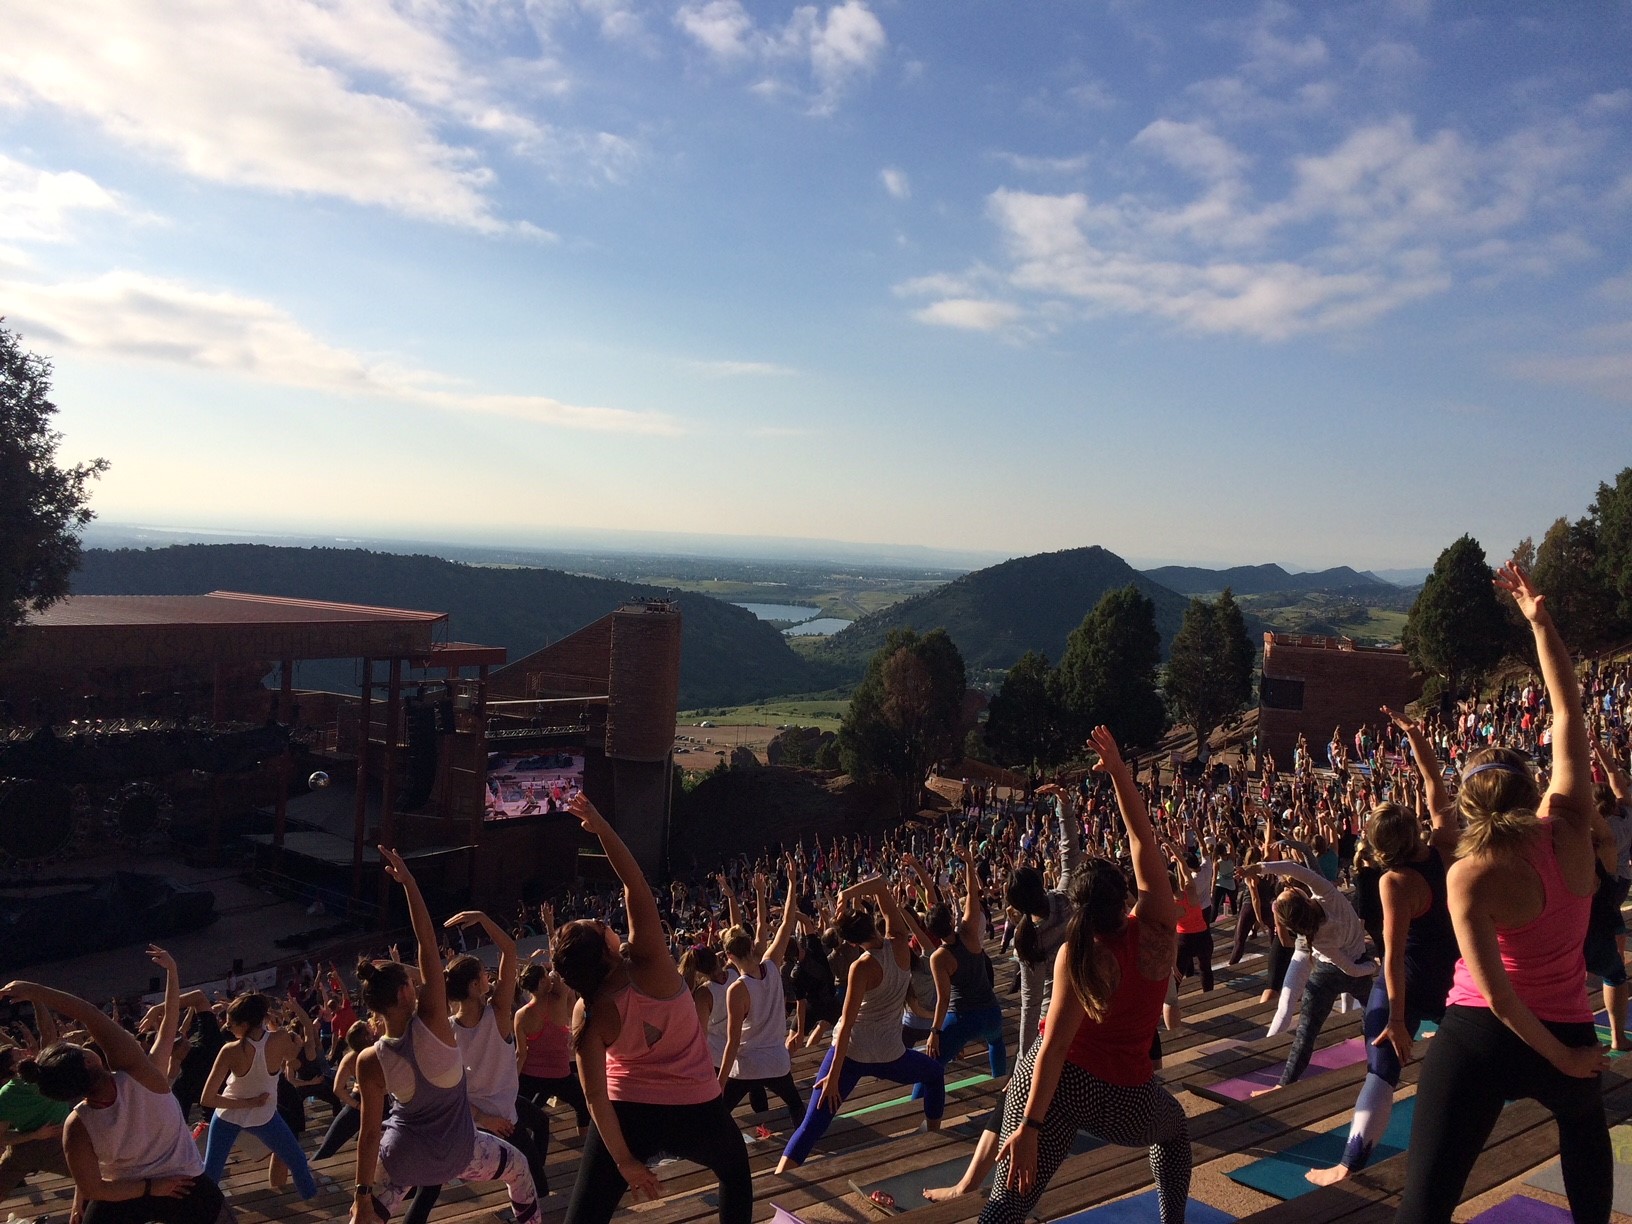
[979,1041,1191,1224]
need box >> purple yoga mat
[1466,1194,1573,1223]
[1207,1036,1368,1101]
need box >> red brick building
[1257,632,1422,767]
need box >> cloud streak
[4,268,678,433]
[674,0,886,113]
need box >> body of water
[784,617,850,637]
[734,602,821,621]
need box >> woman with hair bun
[5,946,225,1224]
[717,859,804,1122]
[199,991,317,1198]
[347,847,537,1224]
[1005,784,1080,1060]
[980,726,1189,1224]
[1399,565,1610,1224]
[1307,707,1459,1185]
[552,795,750,1224]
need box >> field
[677,698,850,732]
[1238,591,1412,646]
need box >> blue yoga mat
[1226,1096,1417,1201]
[1049,1188,1233,1222]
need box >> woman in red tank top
[1398,564,1610,1224]
[979,726,1191,1224]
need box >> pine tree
[1404,535,1509,697]
[1055,585,1166,750]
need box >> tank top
[946,939,997,1014]
[1445,820,1593,1023]
[604,982,719,1106]
[844,942,910,1065]
[704,979,731,1066]
[902,958,936,1031]
[215,1031,277,1128]
[730,962,792,1080]
[520,1016,571,1079]
[74,1071,204,1181]
[1399,846,1458,1016]
[376,1017,477,1185]
[1174,893,1207,936]
[1064,913,1170,1087]
[454,1005,520,1123]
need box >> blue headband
[1462,761,1528,781]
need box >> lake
[784,618,850,637]
[734,602,821,622]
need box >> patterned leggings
[979,1042,1191,1224]
[373,1129,537,1223]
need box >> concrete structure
[1257,632,1421,767]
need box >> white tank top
[454,1005,519,1123]
[75,1071,204,1181]
[705,978,731,1065]
[377,1016,464,1103]
[216,1031,277,1128]
[845,942,910,1065]
[729,961,791,1081]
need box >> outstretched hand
[1380,706,1416,735]
[569,793,610,836]
[378,845,412,885]
[147,945,177,974]
[1493,561,1545,623]
[1088,726,1127,775]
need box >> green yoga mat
[1226,1096,1416,1200]
[840,1073,990,1119]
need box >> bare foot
[1305,1164,1351,1186]
[922,1186,975,1202]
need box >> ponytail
[1457,748,1543,860]
[1063,860,1129,1023]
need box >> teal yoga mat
[1226,1095,1417,1200]
[1048,1189,1233,1222]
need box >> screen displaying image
[484,749,584,821]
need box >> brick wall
[1258,633,1422,766]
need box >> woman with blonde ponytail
[979,726,1188,1224]
[1399,564,1610,1224]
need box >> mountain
[1141,563,1399,596]
[68,545,820,707]
[813,546,1190,673]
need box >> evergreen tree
[1165,588,1255,758]
[1533,516,1617,652]
[984,649,1065,768]
[1590,467,1632,634]
[1404,535,1509,696]
[1055,584,1166,750]
[837,627,967,818]
[1,323,107,648]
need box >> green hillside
[70,545,822,707]
[813,545,1190,674]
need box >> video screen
[484,749,584,821]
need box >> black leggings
[565,1096,751,1224]
[521,1070,590,1129]
[1176,929,1214,990]
[402,1096,553,1224]
[83,1177,225,1224]
[316,1104,360,1159]
[1398,1005,1610,1224]
[722,1071,804,1123]
[1229,903,1260,963]
[1266,936,1293,992]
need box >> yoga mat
[771,1207,809,1224]
[1226,1095,1417,1200]
[1466,1196,1573,1224]
[949,1115,1101,1156]
[1048,1189,1233,1223]
[1204,1036,1368,1101]
[840,1073,989,1119]
[1526,1123,1632,1213]
[850,1157,991,1211]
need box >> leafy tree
[1055,585,1166,750]
[837,628,967,818]
[1165,588,1255,759]
[1590,467,1632,634]
[1532,516,1617,652]
[984,650,1066,768]
[0,323,107,648]
[1403,535,1509,696]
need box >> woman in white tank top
[718,863,804,1122]
[200,992,319,1199]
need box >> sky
[2,0,1630,572]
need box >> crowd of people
[0,564,1628,1224]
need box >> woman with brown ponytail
[1005,784,1080,1061]
[980,726,1188,1224]
[1398,564,1610,1224]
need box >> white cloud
[880,167,910,200]
[0,0,631,232]
[0,154,124,243]
[992,152,1090,177]
[3,268,677,433]
[688,359,797,377]
[674,0,886,112]
[912,298,1022,332]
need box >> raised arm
[1089,726,1177,928]
[839,876,932,952]
[716,873,744,933]
[1497,563,1591,823]
[146,946,184,1082]
[447,911,518,1035]
[0,983,167,1096]
[1383,706,1453,840]
[568,795,666,963]
[1594,741,1631,805]
[956,840,984,946]
[763,860,802,968]
[378,845,452,1043]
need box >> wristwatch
[1022,1116,1044,1130]
[354,1184,372,1198]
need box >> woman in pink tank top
[552,796,751,1224]
[1399,564,1610,1224]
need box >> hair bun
[15,1058,41,1084]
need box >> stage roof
[6,591,469,670]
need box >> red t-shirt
[1063,913,1170,1086]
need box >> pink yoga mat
[1206,1036,1368,1101]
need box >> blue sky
[2,0,1629,570]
